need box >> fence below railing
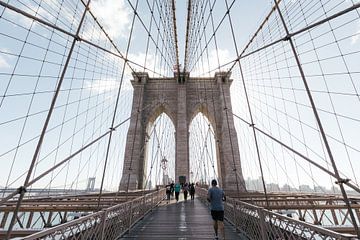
[197,188,357,240]
[23,189,165,240]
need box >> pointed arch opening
[189,112,219,185]
[144,112,175,189]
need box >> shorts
[211,210,224,221]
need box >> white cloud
[84,50,159,97]
[5,8,33,29]
[85,77,131,102]
[192,48,232,77]
[89,0,131,39]
[127,52,160,75]
[0,49,11,69]
[86,79,120,94]
[351,21,360,44]
[0,56,10,69]
[84,52,162,98]
[352,32,360,44]
[215,48,232,69]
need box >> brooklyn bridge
[0,0,360,239]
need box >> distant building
[281,184,296,192]
[266,183,280,192]
[314,186,326,193]
[245,177,263,191]
[86,177,95,191]
[299,185,313,192]
[331,186,340,194]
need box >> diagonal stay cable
[225,1,360,74]
[0,0,166,78]
[0,100,158,207]
[232,113,360,194]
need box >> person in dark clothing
[170,182,175,197]
[183,183,188,201]
[166,184,171,203]
[189,183,195,200]
[207,179,226,240]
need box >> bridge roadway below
[121,196,245,239]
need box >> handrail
[23,189,165,239]
[197,188,357,240]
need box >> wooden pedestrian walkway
[121,196,245,239]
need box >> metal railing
[197,188,357,240]
[23,189,165,240]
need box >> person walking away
[190,183,195,200]
[207,179,226,240]
[174,182,181,202]
[170,182,175,197]
[166,184,171,203]
[183,183,188,201]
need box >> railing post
[151,193,154,209]
[258,208,267,240]
[233,201,237,230]
[100,210,107,240]
[143,195,147,213]
[128,201,133,234]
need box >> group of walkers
[165,182,196,203]
[165,179,226,239]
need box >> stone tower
[119,72,246,192]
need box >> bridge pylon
[119,72,246,192]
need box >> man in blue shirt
[207,179,226,240]
[174,182,181,202]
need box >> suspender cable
[5,2,91,238]
[171,0,180,74]
[278,1,358,236]
[223,0,269,207]
[184,0,192,72]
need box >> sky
[0,0,360,195]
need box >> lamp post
[161,157,168,185]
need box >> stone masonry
[119,72,246,192]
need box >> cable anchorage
[335,178,351,185]
[16,186,27,194]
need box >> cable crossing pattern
[0,0,360,239]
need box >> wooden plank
[121,198,245,239]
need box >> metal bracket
[335,178,351,185]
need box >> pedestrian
[183,183,188,201]
[166,184,171,203]
[190,183,195,200]
[174,182,181,202]
[170,182,175,197]
[207,179,226,240]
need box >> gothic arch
[145,103,176,129]
[142,108,175,189]
[188,102,222,184]
[119,72,246,192]
[188,102,217,135]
